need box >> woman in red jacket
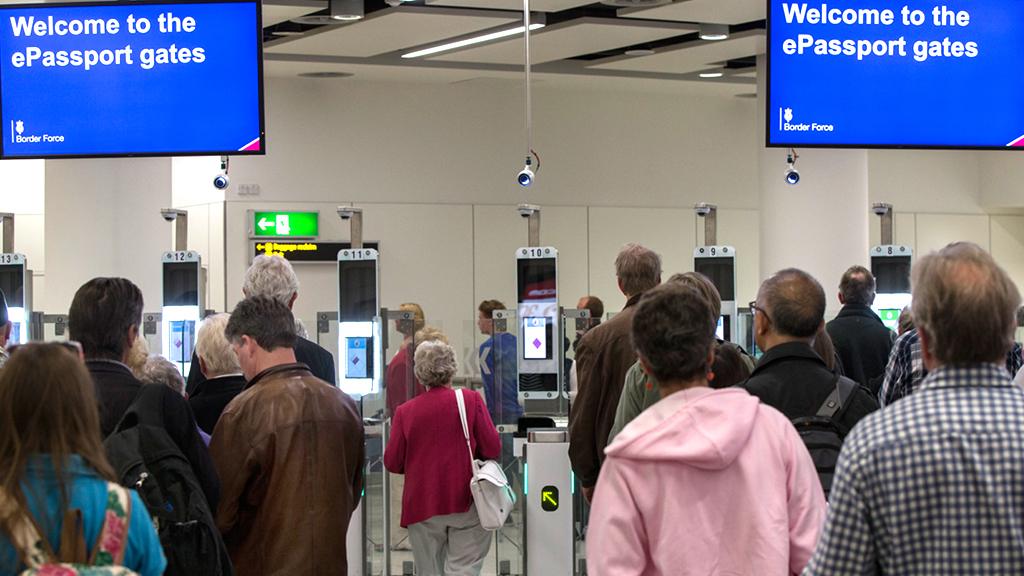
[384,340,501,576]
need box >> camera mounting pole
[695,203,718,246]
[0,213,14,253]
[160,209,188,252]
[873,202,893,245]
[338,206,364,249]
[518,204,541,247]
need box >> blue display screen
[0,0,263,158]
[768,1,1024,149]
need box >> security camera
[517,166,535,188]
[212,174,230,190]
[160,208,183,222]
[337,206,361,221]
[518,203,540,218]
[872,202,892,216]
[784,166,800,186]
[694,202,716,217]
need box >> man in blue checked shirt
[805,242,1024,575]
[878,327,1023,407]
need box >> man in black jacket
[741,269,878,435]
[69,277,220,510]
[825,266,895,396]
[186,255,335,395]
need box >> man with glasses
[741,269,878,445]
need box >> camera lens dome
[785,168,800,186]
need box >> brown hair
[813,324,838,371]
[615,243,662,296]
[668,272,723,317]
[478,300,507,319]
[839,265,876,306]
[632,283,717,383]
[709,342,752,389]
[0,343,116,546]
[912,242,1021,364]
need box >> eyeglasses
[749,301,771,323]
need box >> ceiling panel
[266,6,520,58]
[430,18,694,65]
[588,31,764,74]
[263,3,321,27]
[426,0,595,11]
[621,0,765,25]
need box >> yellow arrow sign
[543,492,557,506]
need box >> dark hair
[759,268,825,339]
[632,283,716,383]
[0,344,115,543]
[68,278,144,361]
[478,300,506,319]
[579,296,604,320]
[0,289,7,325]
[709,342,752,389]
[812,325,838,371]
[839,265,876,306]
[225,295,297,351]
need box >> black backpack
[104,406,233,576]
[790,373,856,500]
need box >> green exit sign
[251,211,319,238]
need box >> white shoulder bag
[456,388,516,531]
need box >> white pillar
[757,57,870,317]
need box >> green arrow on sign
[252,211,319,238]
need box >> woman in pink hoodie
[587,283,826,576]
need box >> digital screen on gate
[0,0,263,159]
[768,1,1024,149]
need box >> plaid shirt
[878,328,1023,406]
[805,363,1024,575]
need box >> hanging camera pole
[524,0,532,164]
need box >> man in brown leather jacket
[569,243,661,503]
[210,295,365,575]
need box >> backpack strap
[815,372,858,423]
[90,482,132,567]
[455,389,480,479]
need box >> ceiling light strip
[401,23,545,59]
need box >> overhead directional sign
[252,241,380,263]
[250,211,318,238]
[541,485,559,512]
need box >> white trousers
[407,505,492,576]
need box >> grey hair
[243,255,300,306]
[138,355,186,396]
[195,313,241,377]
[413,340,458,389]
[615,243,662,296]
[912,242,1020,365]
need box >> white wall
[15,74,1024,358]
[44,158,172,313]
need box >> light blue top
[0,455,166,576]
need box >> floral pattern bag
[8,482,139,576]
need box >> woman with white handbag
[384,340,502,576]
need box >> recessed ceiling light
[272,29,303,36]
[291,14,343,25]
[699,71,724,79]
[331,0,363,21]
[699,24,729,41]
[624,48,655,57]
[298,71,354,78]
[402,23,545,59]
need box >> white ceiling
[266,5,521,58]
[263,2,321,27]
[425,0,596,11]
[620,0,765,25]
[430,18,694,65]
[589,31,764,74]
